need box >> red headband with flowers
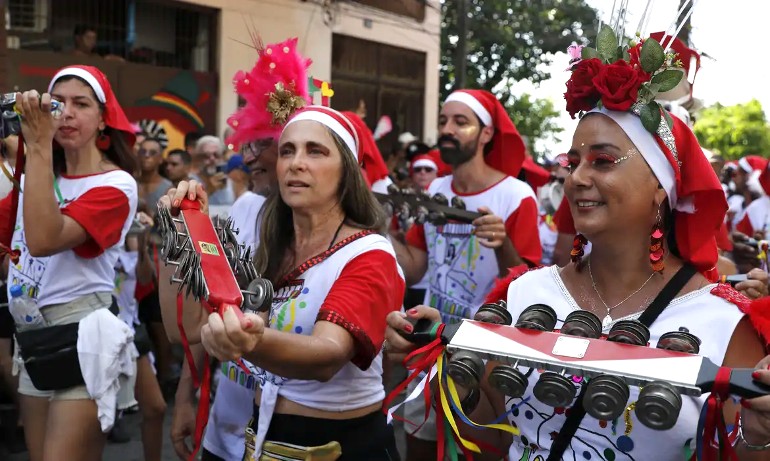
[564,26,684,134]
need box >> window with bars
[6,0,217,72]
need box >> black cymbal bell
[515,304,558,331]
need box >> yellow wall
[179,0,441,142]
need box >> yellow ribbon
[0,161,19,192]
[437,352,521,455]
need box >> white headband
[48,67,106,103]
[739,156,754,174]
[284,109,358,161]
[445,92,492,126]
[412,158,437,170]
[590,108,691,213]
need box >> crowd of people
[1,17,770,461]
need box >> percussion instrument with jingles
[400,300,770,431]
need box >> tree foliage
[693,100,770,160]
[440,0,599,101]
[507,93,563,159]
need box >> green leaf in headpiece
[596,25,618,63]
[639,101,662,134]
[581,47,599,60]
[651,69,684,93]
[640,38,665,73]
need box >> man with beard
[388,89,541,461]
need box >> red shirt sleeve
[61,186,131,258]
[553,198,575,234]
[405,223,427,251]
[0,193,16,243]
[504,196,542,266]
[317,250,405,370]
[736,213,754,237]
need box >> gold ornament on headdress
[267,82,306,126]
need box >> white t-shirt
[504,266,745,461]
[736,195,770,237]
[405,176,541,324]
[5,171,138,307]
[229,191,266,254]
[114,248,139,329]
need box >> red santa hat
[426,148,451,177]
[410,154,438,175]
[738,155,766,174]
[521,155,551,191]
[756,159,770,196]
[48,65,136,146]
[444,89,527,177]
[284,106,359,161]
[592,108,727,281]
[341,111,390,187]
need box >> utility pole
[455,0,467,88]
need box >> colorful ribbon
[697,366,737,461]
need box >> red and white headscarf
[341,111,390,187]
[444,89,527,177]
[592,107,727,281]
[739,155,766,174]
[47,65,136,146]
[284,106,359,161]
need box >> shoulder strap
[546,264,697,461]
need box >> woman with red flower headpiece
[385,30,770,460]
[0,66,139,461]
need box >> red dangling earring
[96,130,111,150]
[650,208,665,273]
[571,234,587,267]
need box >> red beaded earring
[571,234,587,267]
[650,208,665,273]
[96,130,111,151]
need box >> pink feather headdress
[226,37,312,150]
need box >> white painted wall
[178,0,440,141]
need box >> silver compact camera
[0,92,64,139]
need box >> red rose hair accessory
[564,25,685,137]
[226,37,312,150]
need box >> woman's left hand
[472,206,506,249]
[740,356,770,448]
[15,90,56,149]
[200,305,265,362]
[736,268,769,300]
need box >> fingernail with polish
[245,319,253,329]
[173,199,180,208]
[404,324,413,333]
[408,309,418,316]
[753,371,761,380]
[741,398,753,409]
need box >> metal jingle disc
[562,311,603,339]
[427,211,447,226]
[450,196,466,210]
[657,331,701,354]
[160,229,175,260]
[635,381,682,431]
[415,206,429,225]
[515,304,558,331]
[401,187,416,196]
[607,320,651,346]
[432,193,449,206]
[474,301,513,326]
[225,226,239,247]
[243,278,274,313]
[488,365,528,398]
[197,267,207,300]
[416,190,431,201]
[533,372,577,408]
[223,244,238,270]
[386,183,401,195]
[583,375,630,421]
[397,203,411,221]
[447,351,485,389]
[245,259,258,282]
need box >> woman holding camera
[1,65,138,461]
[160,106,404,460]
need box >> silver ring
[382,340,389,353]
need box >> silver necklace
[588,259,656,328]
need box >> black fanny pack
[16,322,84,391]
